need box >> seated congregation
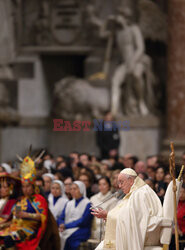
[0,150,185,250]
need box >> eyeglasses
[117,180,124,185]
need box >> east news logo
[53,119,130,132]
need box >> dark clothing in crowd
[86,187,95,199]
[111,162,125,171]
[39,209,61,250]
[58,167,73,179]
[155,181,167,204]
[170,234,185,250]
[96,122,120,159]
[45,191,50,199]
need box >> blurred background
[0,0,184,162]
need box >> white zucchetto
[120,168,137,177]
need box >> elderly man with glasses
[92,168,171,250]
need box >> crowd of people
[0,149,185,250]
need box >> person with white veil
[42,173,55,198]
[57,181,93,250]
[48,180,68,220]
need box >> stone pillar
[167,0,185,140]
[163,0,185,157]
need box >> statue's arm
[87,5,103,28]
[86,5,111,39]
[131,25,145,65]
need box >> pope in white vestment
[94,168,167,250]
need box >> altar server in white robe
[92,168,171,250]
[48,180,68,220]
[57,181,93,250]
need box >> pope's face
[118,173,134,194]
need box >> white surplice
[48,194,68,220]
[90,191,117,239]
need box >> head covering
[16,149,45,184]
[20,156,36,184]
[120,168,137,177]
[0,172,20,182]
[52,180,68,199]
[1,163,12,174]
[73,181,86,197]
[0,172,21,198]
[43,160,53,172]
[42,173,55,181]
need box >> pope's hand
[91,208,107,220]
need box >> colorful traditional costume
[0,173,21,228]
[0,152,48,250]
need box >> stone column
[167,0,185,140]
[163,0,185,157]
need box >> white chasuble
[95,177,164,250]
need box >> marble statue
[87,5,157,117]
[110,9,150,116]
[52,0,166,119]
[53,77,110,120]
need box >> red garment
[1,199,16,216]
[16,194,48,250]
[177,200,185,234]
